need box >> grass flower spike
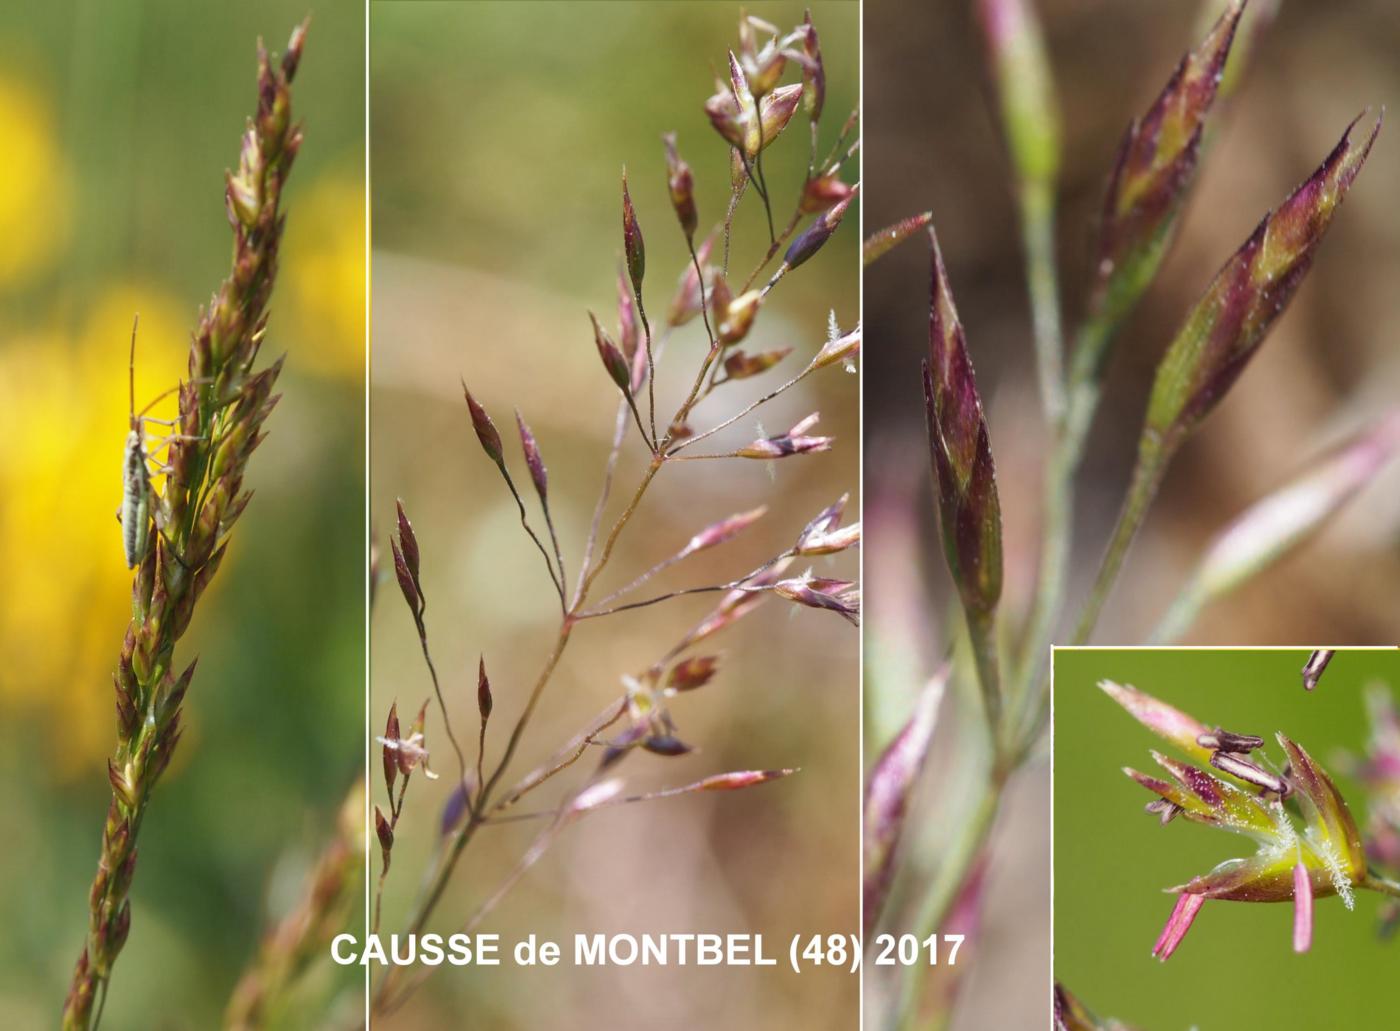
[1104,680,1400,961]
[1080,2,1243,369]
[1143,113,1381,454]
[1076,113,1381,641]
[923,226,1003,733]
[63,24,307,1029]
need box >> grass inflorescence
[369,8,860,1018]
[63,22,308,1030]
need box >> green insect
[119,316,199,568]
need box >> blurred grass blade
[863,669,947,936]
[975,0,1063,423]
[1152,412,1400,642]
[975,0,1059,197]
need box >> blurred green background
[0,2,365,1027]
[1055,648,1400,1028]
[371,2,858,1028]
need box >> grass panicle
[369,8,858,1017]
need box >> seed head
[477,656,493,721]
[1144,113,1381,451]
[462,381,505,465]
[662,132,698,242]
[800,172,853,214]
[724,347,791,380]
[1089,2,1244,333]
[736,13,786,96]
[924,227,1002,616]
[668,656,720,692]
[735,413,832,459]
[681,506,767,556]
[514,410,548,503]
[621,169,645,297]
[784,188,856,271]
[799,10,825,120]
[589,311,632,393]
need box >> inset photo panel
[369,2,860,1027]
[1053,647,1400,1028]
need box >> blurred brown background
[866,0,1400,1027]
[370,2,859,1028]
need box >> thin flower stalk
[975,0,1064,425]
[64,25,307,1029]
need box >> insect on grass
[119,315,201,568]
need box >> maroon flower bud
[389,537,420,618]
[1302,649,1334,691]
[668,656,719,692]
[642,735,694,758]
[462,381,504,465]
[1144,113,1381,452]
[694,769,794,792]
[735,413,832,459]
[800,172,853,214]
[1086,2,1244,342]
[621,169,645,297]
[394,499,419,582]
[800,10,825,120]
[663,132,698,242]
[514,410,548,503]
[374,805,393,871]
[924,227,1002,616]
[723,347,792,380]
[589,311,631,393]
[784,189,856,271]
[477,656,493,721]
[680,506,767,557]
[382,703,400,797]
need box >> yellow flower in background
[0,75,71,289]
[0,285,188,777]
[283,173,366,379]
